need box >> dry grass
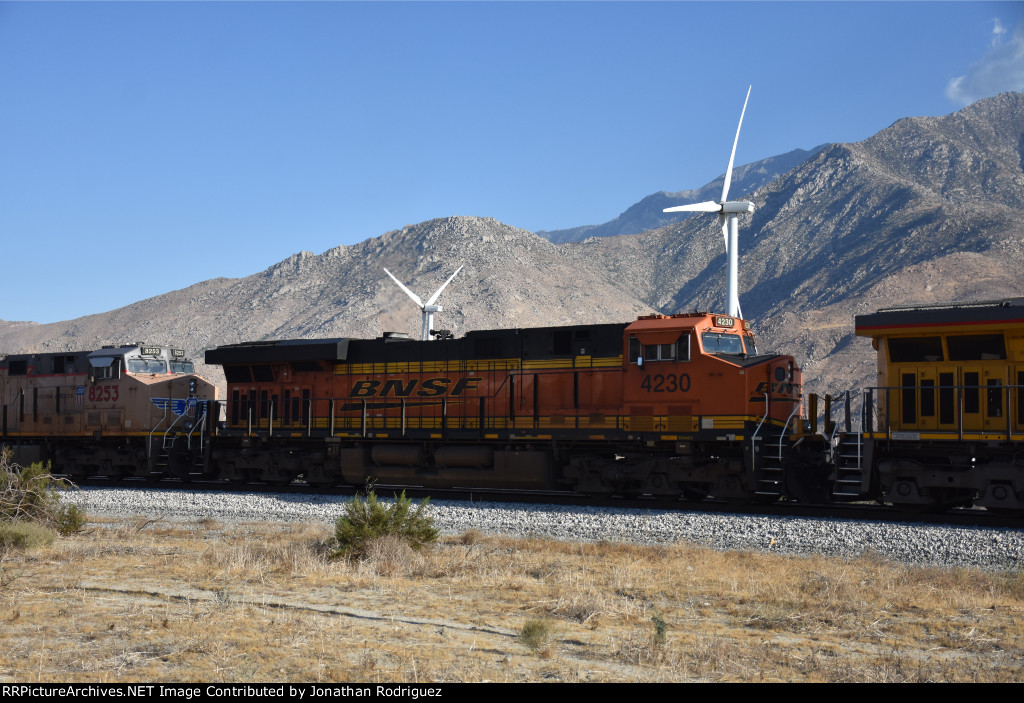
[1,516,1023,682]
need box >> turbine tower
[663,85,754,319]
[383,265,464,341]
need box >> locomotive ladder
[832,391,866,499]
[749,393,799,498]
[753,434,785,497]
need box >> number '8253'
[639,373,690,393]
[88,385,119,402]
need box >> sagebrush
[333,489,439,559]
[0,453,85,535]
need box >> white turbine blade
[425,265,463,306]
[721,85,751,203]
[720,216,729,254]
[663,201,722,213]
[383,268,424,309]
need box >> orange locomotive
[205,312,824,501]
[0,345,217,480]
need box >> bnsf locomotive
[203,312,820,502]
[0,313,822,503]
[5,297,1024,515]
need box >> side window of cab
[629,334,690,363]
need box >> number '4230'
[639,373,690,393]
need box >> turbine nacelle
[722,201,755,214]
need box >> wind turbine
[383,265,464,341]
[663,85,754,319]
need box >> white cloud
[946,18,1024,105]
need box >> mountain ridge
[1,93,1022,400]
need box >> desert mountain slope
[0,217,654,381]
[2,94,1022,401]
[561,92,1024,395]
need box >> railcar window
[474,338,503,358]
[946,334,1006,361]
[745,335,757,355]
[224,366,252,383]
[553,330,572,356]
[1018,371,1024,426]
[290,361,322,373]
[701,333,744,354]
[7,360,27,376]
[252,365,274,382]
[170,361,195,374]
[964,372,980,414]
[939,372,955,424]
[901,372,916,423]
[921,379,935,417]
[888,336,943,362]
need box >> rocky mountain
[558,91,1024,396]
[1,93,1022,402]
[536,146,825,244]
[0,217,656,386]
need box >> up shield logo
[348,377,482,398]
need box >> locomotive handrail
[778,402,802,459]
[751,392,770,440]
[185,403,207,453]
[862,382,1024,442]
[148,404,170,460]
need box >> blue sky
[1,1,1022,324]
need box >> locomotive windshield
[170,361,195,374]
[127,359,167,374]
[701,332,745,354]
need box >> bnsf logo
[348,376,482,398]
[750,381,801,398]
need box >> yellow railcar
[849,299,1024,511]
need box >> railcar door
[960,365,1009,433]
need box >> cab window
[170,361,195,374]
[701,332,745,354]
[127,359,167,374]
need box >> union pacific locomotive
[0,344,217,480]
[835,298,1024,513]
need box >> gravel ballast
[69,486,1024,572]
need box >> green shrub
[332,489,439,560]
[0,453,86,535]
[0,522,56,550]
[518,619,554,654]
